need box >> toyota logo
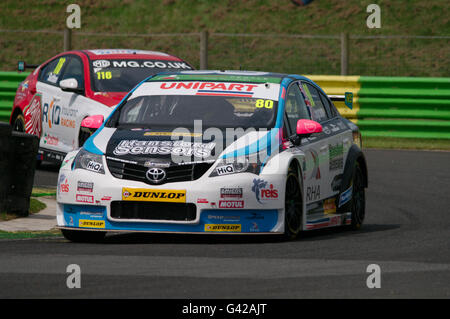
[146,167,166,183]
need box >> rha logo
[306,185,320,202]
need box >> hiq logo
[42,101,61,128]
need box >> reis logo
[252,179,278,203]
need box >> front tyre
[283,167,303,240]
[61,229,106,243]
[350,162,365,230]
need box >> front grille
[106,158,213,185]
[110,201,196,221]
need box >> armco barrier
[0,71,449,139]
[308,75,450,139]
[0,71,29,123]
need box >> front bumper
[56,165,286,234]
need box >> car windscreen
[108,81,281,130]
[90,59,192,92]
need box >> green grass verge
[0,0,448,76]
[0,229,61,239]
[0,198,47,221]
[363,137,450,150]
[32,187,57,197]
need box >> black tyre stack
[0,123,39,216]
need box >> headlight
[73,149,105,174]
[209,153,264,177]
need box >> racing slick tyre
[61,229,106,243]
[349,162,365,230]
[283,166,303,240]
[12,114,25,132]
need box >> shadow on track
[79,223,401,245]
[297,223,401,241]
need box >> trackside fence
[1,72,449,139]
[309,75,450,139]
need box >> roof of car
[148,70,311,84]
[80,49,184,61]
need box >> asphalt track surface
[1,149,449,298]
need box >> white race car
[11,49,193,163]
[56,71,368,242]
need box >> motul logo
[219,201,244,208]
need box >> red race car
[10,49,193,163]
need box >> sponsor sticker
[77,181,93,193]
[219,200,244,209]
[215,164,235,176]
[43,133,59,146]
[251,179,278,203]
[113,140,215,158]
[60,177,69,193]
[329,143,344,171]
[339,185,352,207]
[323,198,337,214]
[306,185,321,202]
[24,94,42,137]
[76,194,94,204]
[86,161,103,172]
[220,188,243,199]
[204,224,241,232]
[122,188,186,203]
[250,222,259,232]
[131,81,280,101]
[207,215,240,222]
[79,220,105,229]
[144,132,202,137]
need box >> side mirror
[60,78,83,93]
[296,119,322,137]
[345,92,353,109]
[18,61,25,72]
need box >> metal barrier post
[64,27,72,52]
[341,32,349,75]
[200,31,208,70]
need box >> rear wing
[18,61,39,72]
[329,92,353,109]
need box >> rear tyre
[12,114,25,132]
[61,229,106,243]
[283,166,303,240]
[350,162,365,230]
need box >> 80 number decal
[255,99,274,109]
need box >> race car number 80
[255,99,273,109]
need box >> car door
[301,81,352,223]
[36,56,69,156]
[56,55,87,151]
[283,81,327,221]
